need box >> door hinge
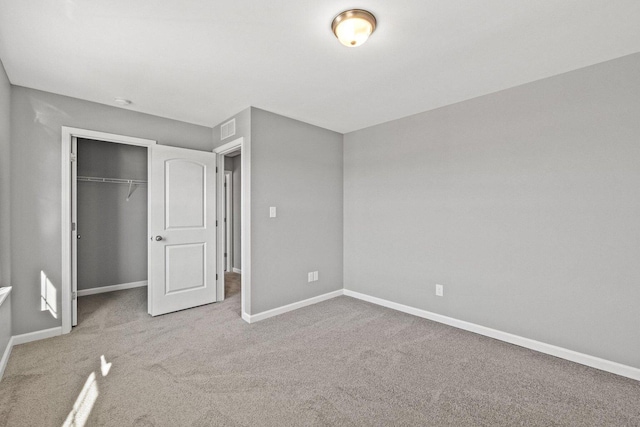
[216,274,218,280]
[216,167,218,173]
[72,291,77,300]
[216,220,218,227]
[224,253,227,257]
[71,222,76,232]
[70,153,77,162]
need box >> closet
[75,138,148,318]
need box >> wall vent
[221,119,236,140]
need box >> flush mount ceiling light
[114,98,132,106]
[332,9,377,47]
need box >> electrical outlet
[435,284,444,297]
[308,272,314,283]
[270,207,277,218]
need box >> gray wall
[232,155,242,270]
[0,59,11,359]
[251,108,343,314]
[77,139,147,290]
[212,107,250,150]
[10,86,212,335]
[0,59,10,289]
[0,294,10,363]
[344,53,640,369]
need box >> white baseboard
[0,336,14,380]
[12,326,63,346]
[232,268,242,274]
[343,289,640,382]
[77,280,147,297]
[244,289,344,324]
[1,326,63,381]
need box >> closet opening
[73,138,148,325]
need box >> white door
[148,145,217,316]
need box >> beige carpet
[1,273,639,426]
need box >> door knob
[155,236,163,241]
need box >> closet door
[148,145,217,316]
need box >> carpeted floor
[1,273,639,426]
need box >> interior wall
[0,59,10,289]
[232,155,242,270]
[0,58,11,357]
[212,108,250,150]
[224,156,233,171]
[0,294,10,362]
[344,53,640,369]
[250,108,343,314]
[10,86,212,335]
[76,139,147,290]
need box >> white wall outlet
[269,207,277,218]
[308,272,314,282]
[313,271,318,281]
[435,284,444,297]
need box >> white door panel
[149,145,217,316]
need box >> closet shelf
[77,176,147,201]
[77,176,147,185]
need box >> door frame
[224,171,233,272]
[61,127,156,334]
[214,137,251,321]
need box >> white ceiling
[0,1,639,134]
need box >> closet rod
[77,176,147,185]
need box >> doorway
[222,151,241,300]
[214,137,251,321]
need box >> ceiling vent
[221,119,236,140]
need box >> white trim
[0,286,10,307]
[61,127,156,334]
[232,268,242,274]
[12,327,63,346]
[0,336,13,380]
[77,281,148,297]
[71,136,77,326]
[214,136,251,322]
[244,290,344,324]
[62,127,157,147]
[215,138,243,154]
[2,326,65,379]
[343,289,640,382]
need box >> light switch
[313,271,318,281]
[270,207,277,218]
[308,272,314,282]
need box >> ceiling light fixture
[332,9,377,47]
[114,98,132,106]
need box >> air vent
[221,119,236,140]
